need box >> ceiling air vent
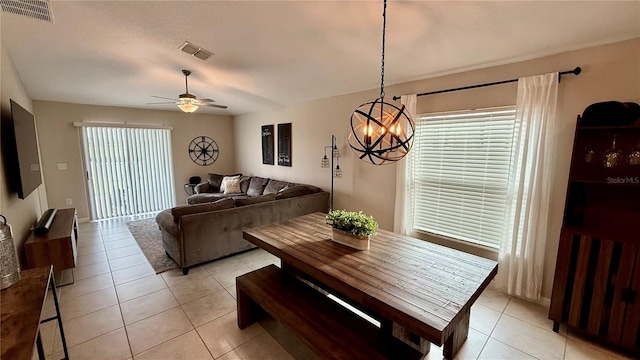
[179,41,213,61]
[1,0,53,22]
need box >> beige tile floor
[35,215,634,360]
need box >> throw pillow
[206,173,224,192]
[224,178,242,194]
[247,177,270,197]
[263,180,290,195]
[207,173,242,193]
[170,198,235,223]
[234,193,276,206]
[220,175,242,193]
[239,176,251,193]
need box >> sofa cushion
[220,175,242,193]
[263,180,290,195]
[224,178,242,194]
[234,193,276,206]
[276,185,323,200]
[171,198,235,223]
[187,193,226,205]
[247,176,270,197]
[206,173,242,193]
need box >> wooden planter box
[331,228,370,250]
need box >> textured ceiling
[2,1,639,116]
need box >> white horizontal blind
[83,126,175,220]
[412,107,516,248]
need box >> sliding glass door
[82,126,175,220]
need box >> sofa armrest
[194,182,211,194]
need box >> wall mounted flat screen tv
[9,99,42,199]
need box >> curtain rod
[392,66,581,101]
[73,121,173,130]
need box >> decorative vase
[331,228,370,250]
[0,215,21,289]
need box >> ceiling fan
[148,69,227,112]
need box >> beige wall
[234,38,640,298]
[1,40,48,267]
[33,101,235,220]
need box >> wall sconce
[321,135,342,211]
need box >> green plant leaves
[326,210,378,237]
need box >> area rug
[126,218,178,274]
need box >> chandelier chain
[380,0,387,99]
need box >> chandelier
[347,0,414,165]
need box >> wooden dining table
[242,212,498,359]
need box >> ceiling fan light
[178,103,198,113]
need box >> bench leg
[443,307,470,360]
[237,285,262,329]
[390,321,431,354]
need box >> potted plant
[326,210,378,250]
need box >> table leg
[36,332,45,360]
[443,307,470,359]
[50,275,69,360]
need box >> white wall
[234,38,640,298]
[1,40,47,267]
[33,101,235,220]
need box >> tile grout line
[101,222,135,360]
[489,296,567,360]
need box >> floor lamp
[321,135,342,211]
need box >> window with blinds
[412,107,516,249]
[83,126,176,220]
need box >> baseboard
[539,296,551,308]
[486,281,552,308]
[77,217,90,223]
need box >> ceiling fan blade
[202,103,228,109]
[151,95,178,101]
[197,98,216,103]
[146,102,176,105]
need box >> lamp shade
[178,101,198,113]
[348,97,414,165]
[321,155,330,168]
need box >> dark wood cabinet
[549,116,640,354]
[24,208,78,272]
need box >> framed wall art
[277,123,292,167]
[261,125,274,165]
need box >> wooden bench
[236,265,423,360]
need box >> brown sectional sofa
[155,174,329,274]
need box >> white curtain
[393,94,417,234]
[495,72,559,301]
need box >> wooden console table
[25,208,78,272]
[0,266,69,360]
[242,213,498,359]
